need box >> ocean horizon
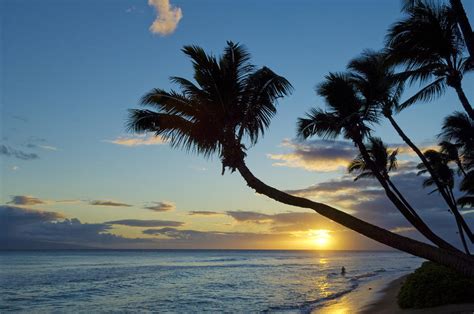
[0,250,422,313]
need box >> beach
[360,275,474,314]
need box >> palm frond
[397,77,446,111]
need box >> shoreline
[361,275,474,314]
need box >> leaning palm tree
[417,149,470,253]
[348,137,420,218]
[128,42,474,275]
[298,73,460,253]
[386,1,474,119]
[348,50,474,244]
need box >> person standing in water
[341,266,346,275]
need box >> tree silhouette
[128,42,474,276]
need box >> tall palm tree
[404,0,474,59]
[128,42,474,275]
[297,73,460,253]
[348,50,474,244]
[417,149,470,253]
[449,0,474,60]
[386,1,474,119]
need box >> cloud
[0,205,151,249]
[226,211,333,232]
[89,200,132,207]
[188,211,222,216]
[105,134,166,146]
[0,144,39,160]
[268,139,439,173]
[268,139,357,172]
[106,219,184,227]
[148,0,183,35]
[144,201,175,212]
[7,195,46,206]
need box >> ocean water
[0,250,422,313]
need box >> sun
[310,229,331,248]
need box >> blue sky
[1,0,473,250]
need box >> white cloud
[148,0,183,36]
[105,134,166,146]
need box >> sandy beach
[361,276,474,314]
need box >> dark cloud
[0,144,39,160]
[89,200,132,207]
[226,211,272,223]
[106,219,184,227]
[144,201,175,212]
[268,139,357,172]
[0,205,151,249]
[7,195,46,206]
[188,211,222,216]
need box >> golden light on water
[309,229,331,248]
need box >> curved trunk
[387,114,474,243]
[236,161,474,276]
[353,138,462,253]
[450,0,474,60]
[453,83,474,120]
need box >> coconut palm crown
[297,72,378,142]
[386,1,474,117]
[127,41,292,173]
[348,137,399,181]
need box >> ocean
[0,250,422,313]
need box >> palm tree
[440,112,474,170]
[458,171,474,207]
[348,50,474,244]
[440,112,474,209]
[128,42,292,174]
[128,42,474,275]
[297,73,460,253]
[348,137,417,216]
[439,140,467,176]
[417,149,470,253]
[386,1,474,119]
[449,0,474,60]
[404,1,474,59]
[348,137,398,181]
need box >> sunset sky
[2,0,473,250]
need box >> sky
[1,0,473,250]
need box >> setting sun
[310,229,332,248]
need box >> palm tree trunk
[387,114,474,243]
[236,160,474,276]
[353,138,462,253]
[447,188,471,255]
[450,0,474,60]
[453,82,474,120]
